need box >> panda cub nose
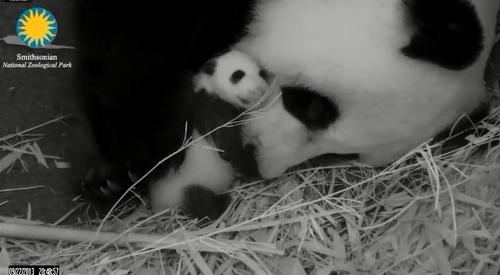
[230,68,269,107]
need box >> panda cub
[194,51,270,108]
[146,51,270,218]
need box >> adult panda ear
[201,59,217,75]
[401,0,483,70]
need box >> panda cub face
[194,51,269,108]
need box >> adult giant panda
[238,0,500,178]
[77,0,499,219]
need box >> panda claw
[127,170,139,183]
[99,186,113,197]
[82,163,135,200]
[106,180,122,193]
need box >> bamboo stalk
[0,222,283,255]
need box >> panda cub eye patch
[230,70,246,84]
[259,70,268,80]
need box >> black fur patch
[306,153,360,166]
[191,90,261,179]
[402,0,483,70]
[259,70,268,80]
[230,70,246,84]
[202,59,217,75]
[282,86,340,131]
[433,103,490,151]
[183,185,231,219]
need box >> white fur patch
[149,131,235,213]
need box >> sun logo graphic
[16,7,58,48]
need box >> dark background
[0,0,99,223]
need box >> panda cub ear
[194,59,218,93]
[202,59,217,75]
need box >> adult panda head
[235,0,499,178]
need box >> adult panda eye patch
[281,86,340,131]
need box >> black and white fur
[238,0,499,177]
[149,51,270,216]
[80,46,269,218]
[78,0,499,219]
[194,51,270,108]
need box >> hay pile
[1,104,500,275]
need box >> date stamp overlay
[8,265,59,275]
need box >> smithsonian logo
[16,7,58,48]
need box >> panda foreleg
[148,133,235,219]
[401,0,484,70]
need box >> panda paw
[82,163,133,200]
[182,185,231,220]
